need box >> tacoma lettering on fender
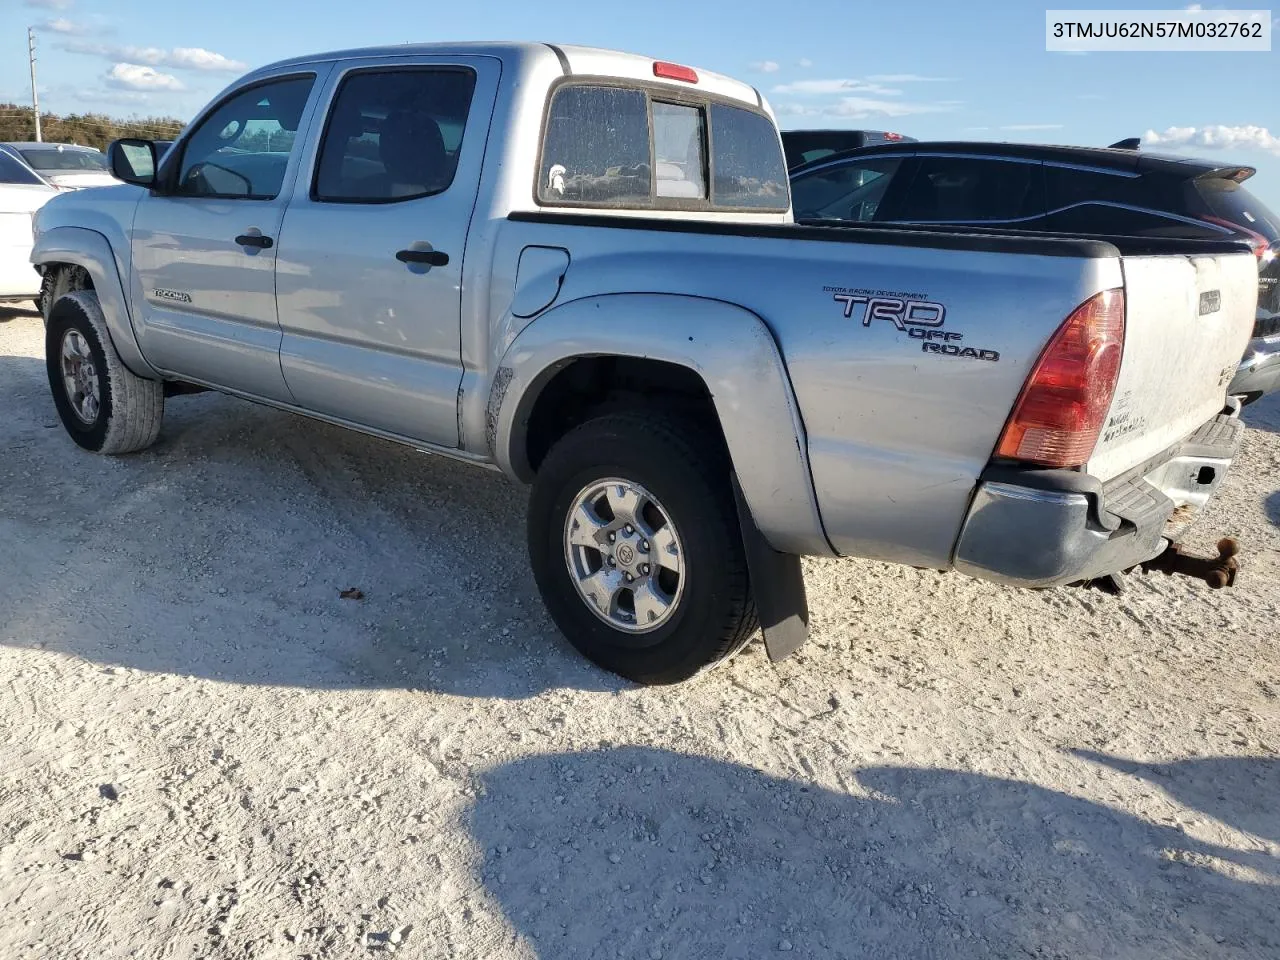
[30,42,1259,684]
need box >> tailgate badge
[1198,290,1221,316]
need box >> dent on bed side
[34,225,160,380]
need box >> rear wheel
[529,412,757,684]
[45,290,164,454]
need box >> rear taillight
[996,289,1126,468]
[1202,214,1271,260]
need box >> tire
[45,290,164,455]
[529,411,758,685]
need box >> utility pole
[28,27,42,142]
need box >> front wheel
[45,290,164,455]
[528,412,757,685]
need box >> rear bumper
[953,408,1244,588]
[1228,333,1280,401]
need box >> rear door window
[790,157,904,221]
[896,156,1043,223]
[1045,165,1140,211]
[313,68,477,203]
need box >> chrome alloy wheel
[563,478,685,633]
[60,329,101,424]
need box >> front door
[129,71,325,401]
[273,58,498,447]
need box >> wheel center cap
[616,543,635,566]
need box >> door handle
[235,234,274,249]
[396,248,449,267]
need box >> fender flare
[490,292,831,557]
[33,225,160,380]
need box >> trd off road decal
[825,286,1000,362]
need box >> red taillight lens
[653,61,698,84]
[1202,214,1270,260]
[996,289,1126,468]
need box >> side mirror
[108,138,158,187]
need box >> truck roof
[251,42,767,111]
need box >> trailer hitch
[1140,537,1240,589]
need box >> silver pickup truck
[31,43,1258,684]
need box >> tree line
[0,103,185,150]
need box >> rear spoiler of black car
[1108,138,1256,182]
[1194,166,1257,183]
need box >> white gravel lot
[1,306,1277,960]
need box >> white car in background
[0,147,59,305]
[2,142,121,190]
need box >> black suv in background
[789,140,1280,402]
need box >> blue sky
[3,0,1278,208]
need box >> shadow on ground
[0,303,39,323]
[0,353,623,700]
[467,747,1279,960]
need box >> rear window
[1191,179,1280,242]
[538,83,788,212]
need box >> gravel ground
[1,306,1277,960]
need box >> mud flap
[731,472,810,662]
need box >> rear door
[129,71,326,400]
[274,57,497,447]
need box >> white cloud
[777,97,951,120]
[1144,124,1280,155]
[866,74,954,82]
[1001,123,1063,131]
[25,0,74,9]
[772,78,902,96]
[798,58,813,68]
[106,63,184,92]
[1185,3,1202,10]
[39,16,87,34]
[65,41,246,72]
[964,126,992,132]
[749,60,780,73]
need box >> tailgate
[1088,251,1256,481]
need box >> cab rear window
[538,82,788,212]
